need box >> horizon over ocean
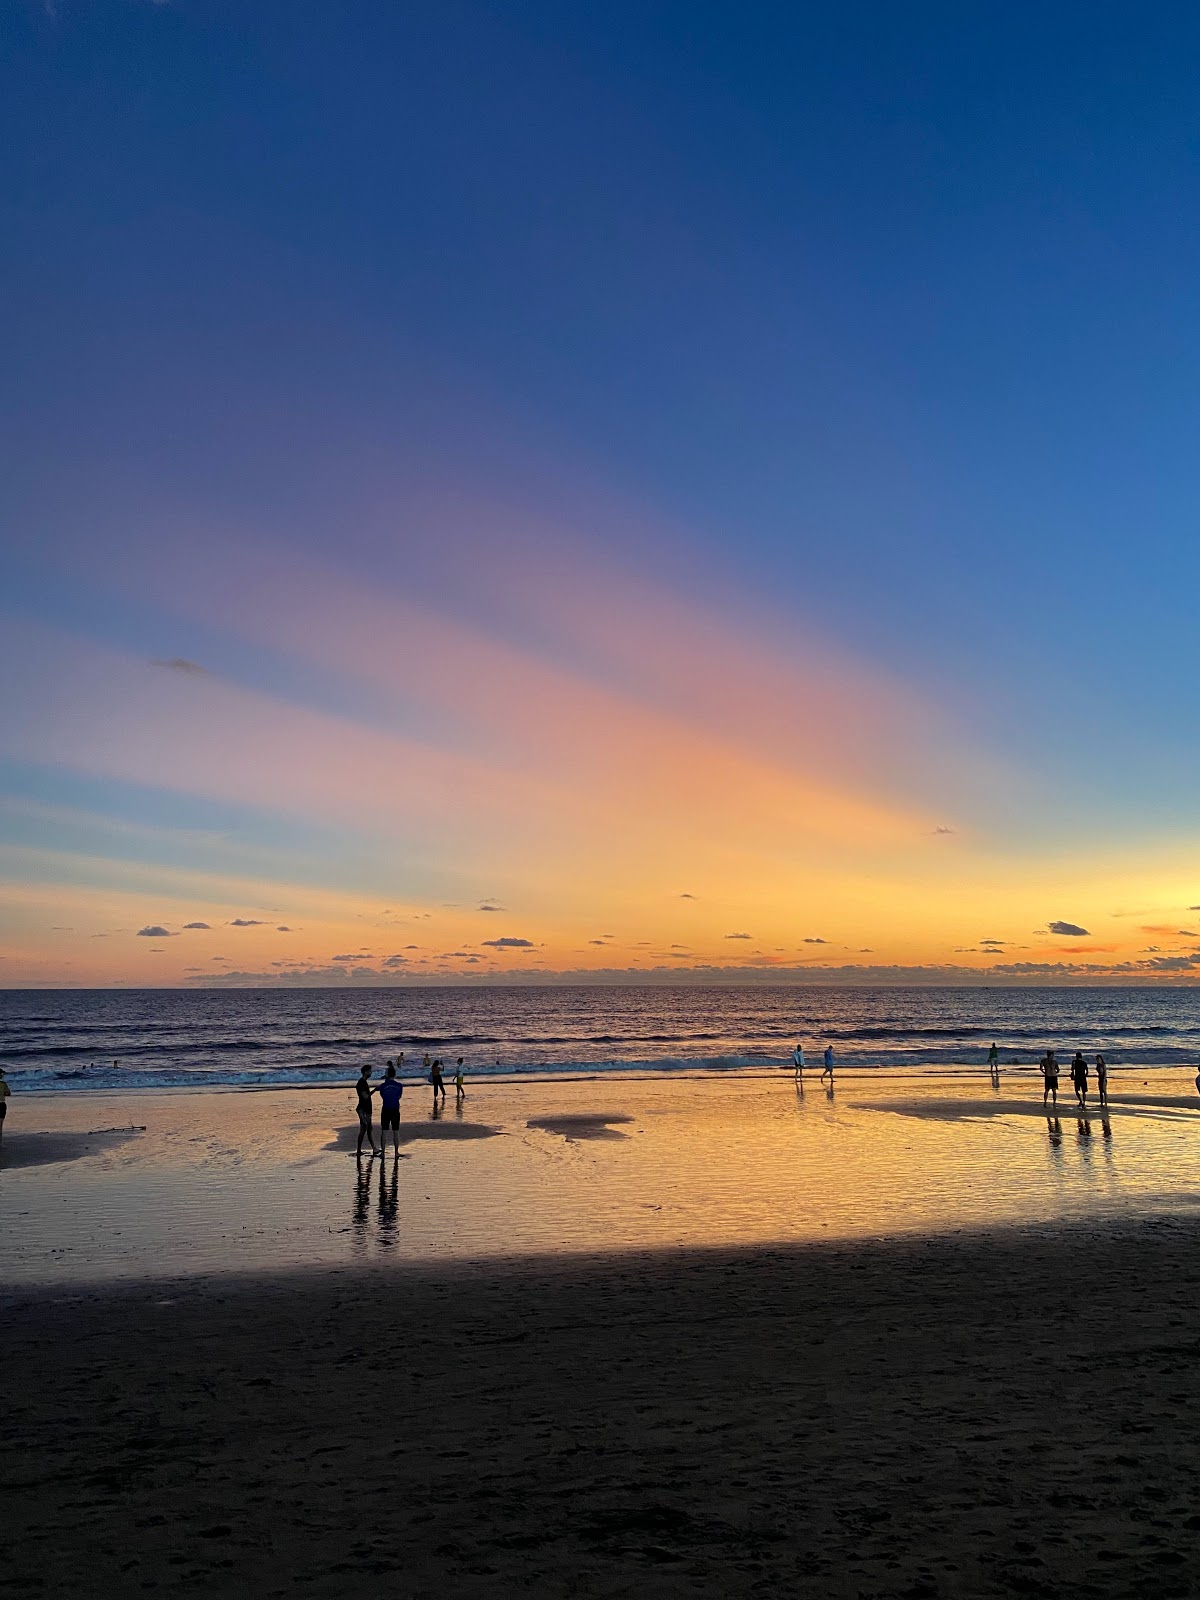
[1,983,1198,1094]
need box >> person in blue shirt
[821,1045,835,1086]
[377,1062,404,1156]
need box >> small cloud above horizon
[229,918,267,927]
[483,936,535,949]
[478,901,504,912]
[931,825,955,835]
[802,937,828,945]
[136,925,174,938]
[724,932,751,940]
[1047,921,1090,937]
[183,921,211,930]
[152,657,208,676]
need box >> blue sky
[3,1,1199,984]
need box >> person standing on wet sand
[0,1067,9,1142]
[792,1042,805,1079]
[431,1058,447,1104]
[355,1065,379,1158]
[377,1063,404,1156]
[454,1058,466,1101]
[821,1045,834,1085]
[1071,1051,1089,1108]
[1095,1054,1108,1106]
[987,1042,999,1081]
[1041,1050,1059,1106]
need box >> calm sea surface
[1,986,1198,1092]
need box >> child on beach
[454,1058,466,1101]
[793,1043,805,1078]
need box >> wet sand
[5,1071,1200,1285]
[8,1220,1200,1598]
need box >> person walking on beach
[1041,1050,1059,1106]
[377,1062,404,1156]
[454,1058,466,1102]
[821,1045,834,1086]
[355,1065,379,1158]
[0,1067,9,1143]
[1095,1053,1108,1107]
[793,1042,805,1079]
[1070,1051,1089,1108]
[987,1042,1000,1083]
[431,1057,446,1104]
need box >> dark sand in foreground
[8,1218,1200,1598]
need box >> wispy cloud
[151,657,208,676]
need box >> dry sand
[8,1217,1200,1598]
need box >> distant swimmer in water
[454,1058,466,1101]
[0,1067,9,1142]
[377,1062,404,1156]
[821,1045,834,1085]
[1095,1053,1108,1106]
[1070,1051,1089,1108]
[431,1058,447,1104]
[355,1065,379,1158]
[1041,1050,1059,1106]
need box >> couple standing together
[355,1062,404,1158]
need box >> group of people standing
[1037,1049,1108,1108]
[353,1052,467,1159]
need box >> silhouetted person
[355,1065,378,1158]
[431,1058,446,1104]
[821,1045,834,1086]
[1041,1051,1059,1106]
[1071,1051,1088,1108]
[454,1058,466,1101]
[1095,1054,1108,1106]
[987,1042,999,1083]
[378,1063,404,1155]
[793,1043,805,1080]
[0,1067,9,1143]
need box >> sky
[2,0,1200,988]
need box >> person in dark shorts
[0,1067,9,1142]
[378,1063,404,1155]
[431,1058,447,1104]
[355,1065,378,1158]
[1041,1051,1059,1106]
[1070,1051,1088,1108]
[1095,1054,1108,1106]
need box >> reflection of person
[355,1066,378,1158]
[1041,1051,1059,1106]
[378,1063,404,1155]
[1095,1054,1108,1106]
[0,1067,9,1142]
[793,1043,805,1079]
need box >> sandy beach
[6,1071,1200,1596]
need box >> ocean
[1,984,1197,1092]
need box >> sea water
[1,985,1197,1092]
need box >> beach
[6,1070,1200,1595]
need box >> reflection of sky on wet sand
[5,1072,1200,1285]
